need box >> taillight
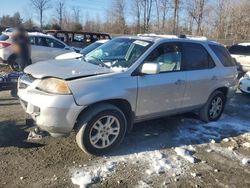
[0,42,11,49]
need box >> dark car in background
[45,30,111,52]
[229,43,250,72]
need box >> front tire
[199,91,226,122]
[76,103,127,155]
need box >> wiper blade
[90,56,110,68]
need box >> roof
[96,39,110,43]
[28,32,51,37]
[117,34,220,45]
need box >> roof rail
[137,33,178,39]
[184,35,208,41]
[137,33,208,41]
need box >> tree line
[0,0,249,41]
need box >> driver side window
[145,43,182,73]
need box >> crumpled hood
[24,60,112,79]
[55,52,83,60]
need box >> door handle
[175,80,185,85]
[211,76,218,80]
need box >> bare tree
[30,0,51,29]
[155,0,161,31]
[186,0,208,35]
[55,0,65,29]
[173,0,180,34]
[160,0,169,30]
[72,7,80,23]
[112,0,127,33]
[141,0,153,32]
[132,0,142,33]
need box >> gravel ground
[0,68,250,188]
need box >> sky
[0,0,116,24]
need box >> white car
[229,43,250,72]
[0,32,74,70]
[55,39,109,60]
[239,71,250,94]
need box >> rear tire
[76,103,127,155]
[199,91,226,122]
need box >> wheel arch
[74,99,135,133]
[212,86,228,100]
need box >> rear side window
[45,38,65,49]
[182,43,215,70]
[210,45,235,67]
[29,36,36,45]
[0,34,9,41]
[229,45,250,56]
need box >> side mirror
[140,63,160,75]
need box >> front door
[136,43,186,118]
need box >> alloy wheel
[89,115,120,149]
[209,96,223,119]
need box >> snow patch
[174,114,250,145]
[137,180,150,188]
[242,142,250,148]
[71,172,92,188]
[242,158,250,166]
[71,160,119,188]
[174,147,197,163]
[144,151,171,175]
[210,145,250,166]
[111,66,128,73]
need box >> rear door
[43,37,72,59]
[30,36,48,62]
[30,36,71,62]
[181,42,217,108]
[136,43,187,118]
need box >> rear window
[229,45,250,56]
[0,34,9,41]
[209,45,235,67]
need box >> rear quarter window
[0,34,9,41]
[209,45,235,67]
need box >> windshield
[229,45,250,56]
[80,42,103,56]
[85,38,152,72]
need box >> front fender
[67,74,138,112]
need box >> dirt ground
[0,66,250,188]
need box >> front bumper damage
[18,76,85,137]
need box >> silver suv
[18,34,238,155]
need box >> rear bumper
[0,57,7,64]
[0,48,12,63]
[18,89,85,137]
